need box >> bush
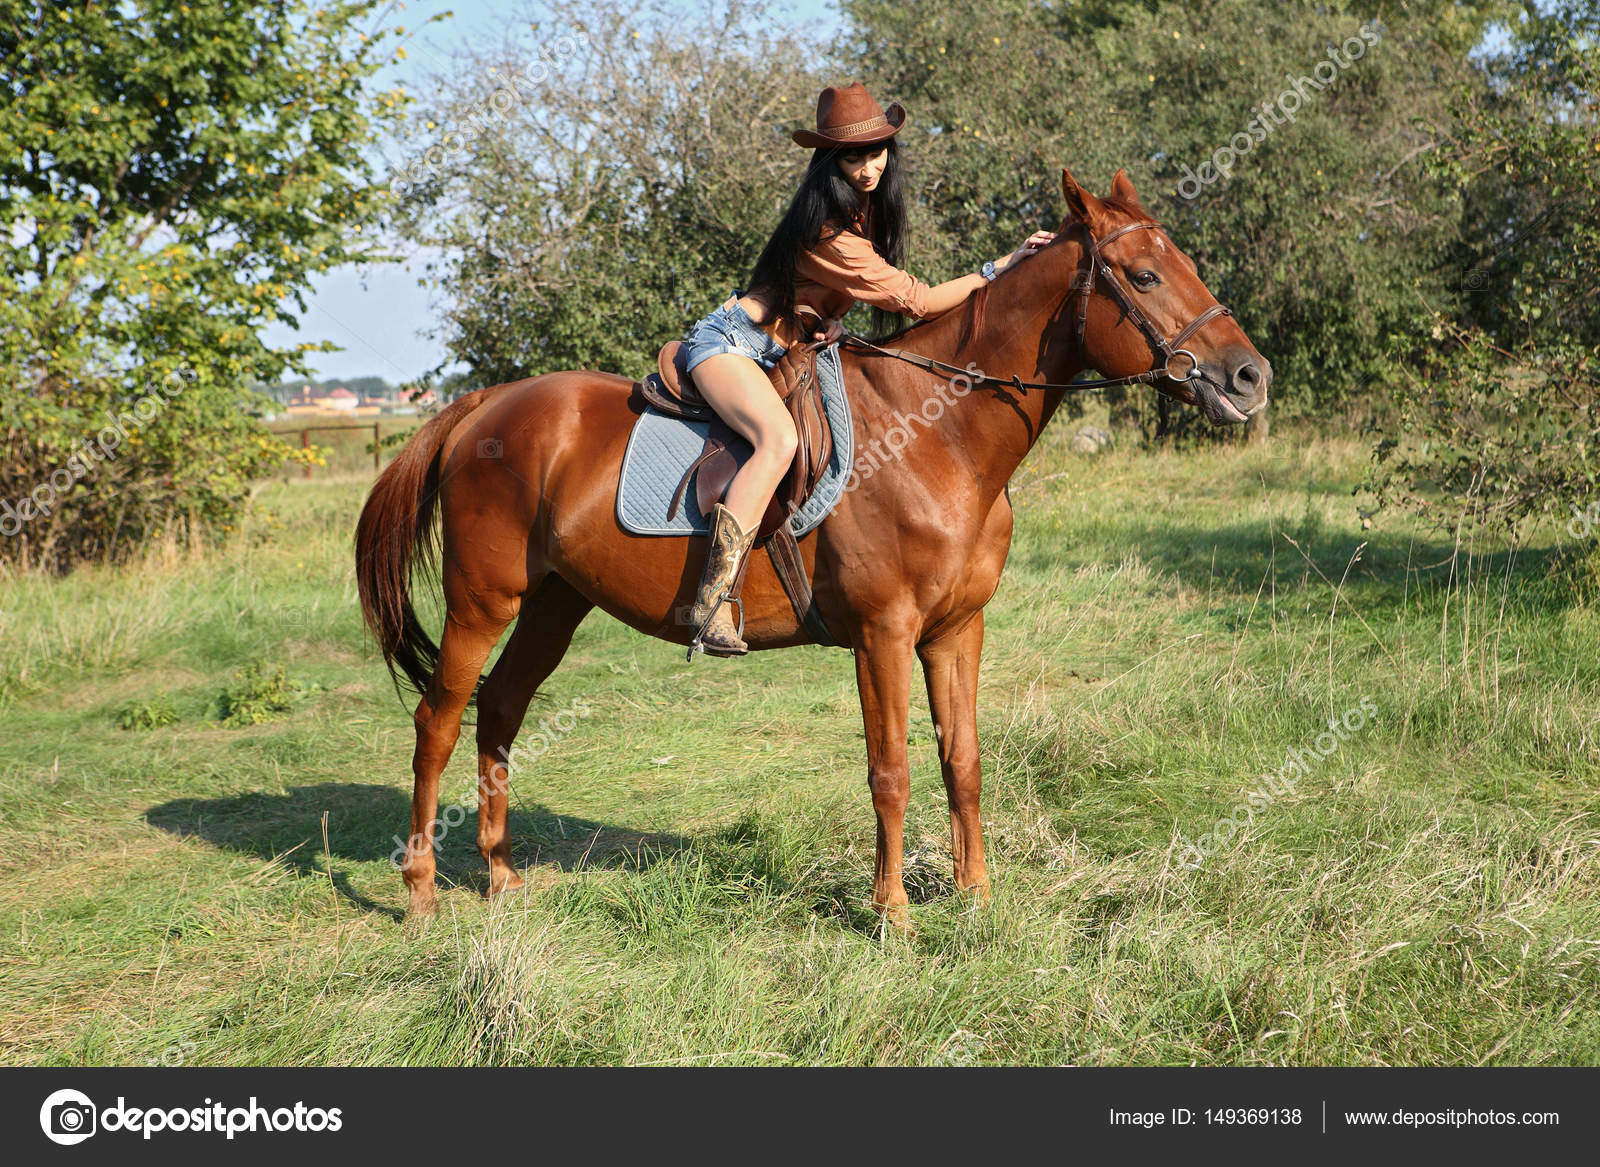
[115,696,179,731]
[214,665,315,727]
[1370,320,1598,539]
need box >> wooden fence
[279,422,384,477]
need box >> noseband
[839,219,1234,395]
[1071,219,1233,387]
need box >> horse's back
[474,367,637,421]
[441,368,637,457]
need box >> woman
[681,81,1056,657]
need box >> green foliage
[215,663,316,726]
[1368,3,1600,540]
[1370,320,1598,538]
[115,694,179,731]
[841,0,1495,419]
[407,0,1523,428]
[1444,1,1600,350]
[0,0,415,571]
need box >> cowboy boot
[687,502,757,659]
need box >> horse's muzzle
[1191,351,1270,424]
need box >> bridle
[1071,219,1232,388]
[838,218,1233,395]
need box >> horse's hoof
[405,891,439,927]
[875,900,914,936]
[486,870,525,899]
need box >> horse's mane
[1098,194,1157,225]
[865,268,995,350]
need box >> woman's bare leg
[690,352,798,530]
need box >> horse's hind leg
[404,590,518,919]
[475,574,594,897]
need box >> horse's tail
[355,388,496,697]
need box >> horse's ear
[1110,168,1140,207]
[1060,167,1105,226]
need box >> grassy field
[2,425,1597,1066]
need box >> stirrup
[686,590,746,661]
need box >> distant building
[283,384,322,415]
[273,381,429,418]
[282,385,362,415]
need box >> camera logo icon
[40,1088,97,1145]
[476,438,503,459]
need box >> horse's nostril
[1235,362,1262,387]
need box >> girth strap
[765,524,839,648]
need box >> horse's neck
[855,236,1085,483]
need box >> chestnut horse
[356,169,1270,925]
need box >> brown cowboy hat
[792,81,908,149]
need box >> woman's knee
[758,417,799,464]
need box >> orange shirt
[747,203,933,347]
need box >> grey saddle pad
[616,342,853,537]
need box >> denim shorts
[681,292,788,373]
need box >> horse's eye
[1133,270,1160,289]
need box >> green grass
[1,427,1597,1066]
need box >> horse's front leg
[918,611,990,899]
[854,623,916,930]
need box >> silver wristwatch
[980,259,997,282]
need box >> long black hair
[746,137,908,340]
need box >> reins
[838,219,1233,394]
[836,333,1140,393]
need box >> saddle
[641,338,833,539]
[635,335,841,648]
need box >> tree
[401,0,1559,453]
[1369,0,1600,543]
[839,0,1506,424]
[0,0,413,570]
[393,0,831,384]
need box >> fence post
[373,421,381,473]
[302,428,311,479]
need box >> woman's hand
[811,316,846,345]
[997,229,1057,273]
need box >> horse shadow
[144,782,691,921]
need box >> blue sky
[264,0,843,386]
